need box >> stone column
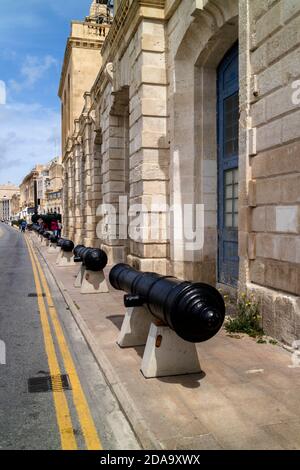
[127,19,170,274]
[82,114,94,247]
[62,168,69,237]
[100,84,130,263]
[86,120,103,247]
[73,120,83,244]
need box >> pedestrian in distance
[57,221,62,238]
[50,219,59,237]
[21,220,27,233]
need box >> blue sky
[0,0,92,185]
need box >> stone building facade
[59,0,300,345]
[45,157,63,215]
[20,164,50,221]
[10,192,21,220]
[0,184,19,221]
[59,0,111,245]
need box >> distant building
[10,193,21,220]
[0,184,20,221]
[45,157,63,215]
[20,164,50,222]
[19,160,63,222]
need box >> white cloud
[9,55,58,92]
[0,81,6,105]
[0,101,60,184]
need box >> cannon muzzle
[49,234,58,244]
[60,239,74,252]
[109,264,225,343]
[56,238,64,247]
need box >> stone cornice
[101,0,166,62]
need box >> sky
[0,0,92,185]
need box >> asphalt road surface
[0,223,139,450]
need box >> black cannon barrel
[73,245,89,262]
[56,238,64,247]
[73,245,85,261]
[49,234,58,244]
[84,249,108,272]
[60,239,74,252]
[73,245,108,271]
[109,264,225,343]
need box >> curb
[30,235,160,451]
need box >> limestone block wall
[126,18,170,273]
[247,0,300,343]
[63,154,76,240]
[166,0,239,283]
[94,12,170,271]
[82,106,101,248]
[88,119,103,248]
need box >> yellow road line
[24,236,77,450]
[26,236,102,450]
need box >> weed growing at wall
[225,293,264,338]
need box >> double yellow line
[25,235,102,450]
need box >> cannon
[73,245,108,272]
[47,234,60,254]
[73,245,109,293]
[31,224,40,238]
[56,237,64,247]
[37,228,45,243]
[49,234,58,244]
[41,231,52,247]
[56,239,76,267]
[109,264,225,343]
[60,239,74,252]
[73,245,87,262]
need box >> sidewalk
[31,235,300,450]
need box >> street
[0,223,139,450]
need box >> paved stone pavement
[32,231,300,450]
